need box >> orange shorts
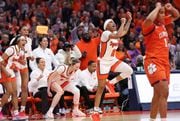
[97,59,122,80]
[0,72,16,83]
[144,58,170,86]
[20,67,28,73]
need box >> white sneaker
[72,109,86,117]
[97,107,103,114]
[45,112,54,119]
[59,108,66,116]
[93,107,103,114]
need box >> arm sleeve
[164,16,173,25]
[142,23,155,36]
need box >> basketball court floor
[29,110,180,121]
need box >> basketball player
[10,26,34,117]
[91,12,133,121]
[142,2,179,121]
[46,58,85,118]
[0,35,28,120]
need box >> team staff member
[142,2,179,121]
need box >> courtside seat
[26,92,120,115]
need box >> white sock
[110,78,119,85]
[14,110,19,116]
[20,106,25,112]
[149,118,156,121]
[161,118,167,121]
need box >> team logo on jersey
[110,41,118,48]
[147,63,157,74]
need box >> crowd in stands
[0,0,179,120]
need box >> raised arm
[120,12,133,37]
[165,3,180,21]
[143,2,162,28]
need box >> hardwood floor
[31,110,180,121]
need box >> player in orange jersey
[142,2,179,121]
[91,12,133,121]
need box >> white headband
[17,36,26,41]
[103,19,113,30]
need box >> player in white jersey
[10,26,34,116]
[91,12,133,121]
[46,58,85,118]
[0,35,28,120]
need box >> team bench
[29,92,120,114]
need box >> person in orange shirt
[76,31,100,70]
[142,2,179,120]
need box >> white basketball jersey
[99,30,119,60]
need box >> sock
[149,118,156,121]
[0,107,2,112]
[110,78,119,85]
[14,110,19,116]
[161,118,167,121]
[20,106,25,112]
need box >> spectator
[76,31,100,70]
[55,41,81,65]
[127,42,141,68]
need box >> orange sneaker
[90,112,100,121]
[106,81,116,94]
